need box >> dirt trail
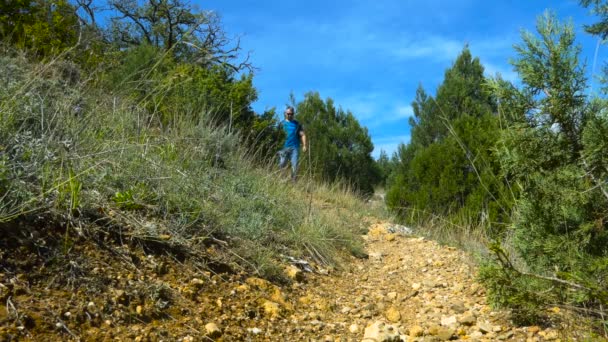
[196,220,565,341]
[0,220,568,341]
[238,221,561,342]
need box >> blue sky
[198,0,606,158]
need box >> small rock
[411,283,421,291]
[285,265,304,281]
[477,322,493,334]
[87,302,95,310]
[498,331,515,340]
[190,278,204,287]
[262,300,281,318]
[428,325,441,335]
[468,284,481,295]
[246,277,273,290]
[409,325,424,337]
[349,324,359,333]
[470,331,484,339]
[136,305,143,315]
[440,315,457,327]
[299,294,314,305]
[362,310,373,319]
[205,323,222,339]
[369,252,383,260]
[450,301,466,313]
[315,298,332,312]
[247,327,262,334]
[423,279,436,288]
[385,307,401,323]
[113,289,126,304]
[458,314,476,326]
[387,292,398,300]
[363,321,401,342]
[541,330,559,340]
[437,327,455,340]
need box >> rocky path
[1,219,570,341]
[206,221,564,341]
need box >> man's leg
[290,147,300,181]
[278,148,288,169]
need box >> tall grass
[0,49,374,280]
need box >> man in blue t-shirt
[278,106,307,181]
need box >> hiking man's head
[284,106,295,121]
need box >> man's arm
[300,130,307,152]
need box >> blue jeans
[278,147,299,180]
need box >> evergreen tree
[295,92,379,196]
[376,150,394,188]
[580,0,608,39]
[387,47,509,229]
[482,11,608,323]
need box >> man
[278,106,307,181]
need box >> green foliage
[580,0,608,39]
[0,53,370,282]
[0,0,80,57]
[479,258,550,324]
[111,183,153,211]
[483,11,608,324]
[295,92,380,196]
[375,150,395,189]
[386,47,510,232]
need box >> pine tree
[386,47,508,229]
[295,92,379,196]
[482,11,608,323]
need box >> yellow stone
[235,284,250,292]
[385,234,396,242]
[262,300,280,318]
[409,325,424,337]
[298,294,314,305]
[285,265,303,281]
[270,288,293,311]
[314,298,332,312]
[246,277,272,290]
[135,305,143,315]
[368,223,388,237]
[385,307,401,323]
[428,325,440,335]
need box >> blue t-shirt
[281,119,304,148]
